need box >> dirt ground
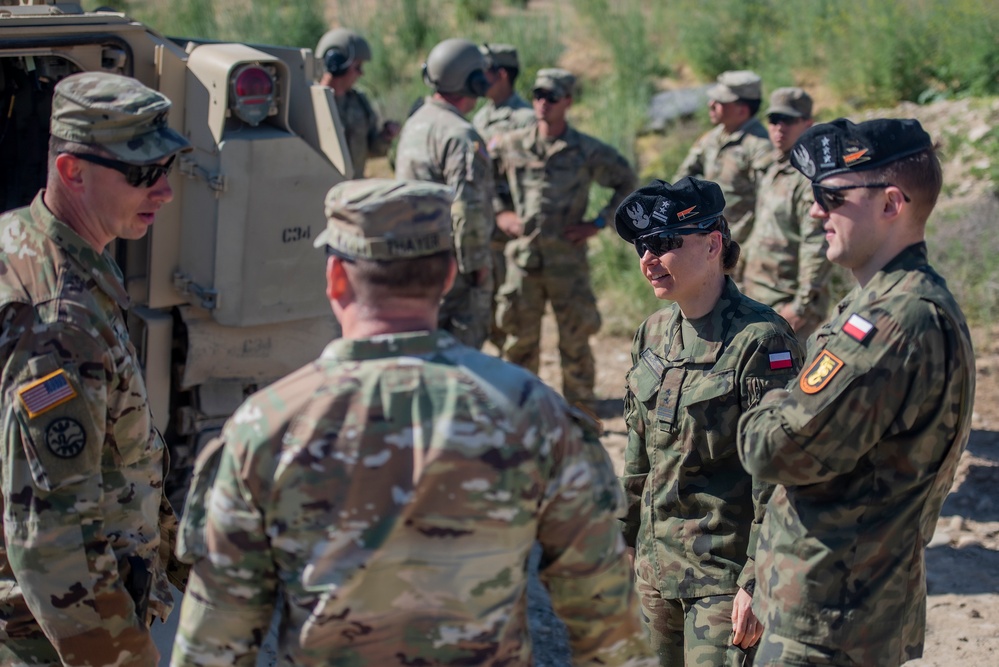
[522,312,999,666]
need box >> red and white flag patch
[769,351,794,370]
[842,313,874,342]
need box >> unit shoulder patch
[800,349,845,394]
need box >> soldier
[316,28,399,177]
[674,70,772,265]
[742,87,833,345]
[396,38,494,349]
[491,68,636,407]
[171,179,656,667]
[738,118,976,666]
[473,43,535,351]
[0,72,189,665]
[616,177,802,666]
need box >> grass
[91,0,999,329]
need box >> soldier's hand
[496,211,524,237]
[563,223,600,245]
[731,587,763,648]
[778,303,807,333]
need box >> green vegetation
[93,0,998,329]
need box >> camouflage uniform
[741,153,832,341]
[738,243,976,666]
[474,91,534,350]
[172,179,654,667]
[674,119,771,247]
[0,71,190,665]
[492,116,636,404]
[623,278,802,666]
[396,97,494,348]
[337,89,392,178]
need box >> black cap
[615,176,727,244]
[790,117,932,183]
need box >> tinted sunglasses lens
[533,90,561,103]
[130,156,176,187]
[636,233,682,257]
[812,184,843,212]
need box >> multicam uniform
[739,243,975,666]
[473,92,535,342]
[742,151,833,342]
[674,119,772,247]
[337,89,392,178]
[0,195,179,665]
[173,330,654,667]
[396,98,495,348]
[492,123,636,404]
[622,278,802,666]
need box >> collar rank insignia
[842,313,874,342]
[769,351,793,370]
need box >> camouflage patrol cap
[790,117,933,182]
[708,70,762,103]
[50,72,190,165]
[480,43,519,70]
[533,68,576,98]
[767,87,813,119]
[615,176,728,245]
[313,179,454,260]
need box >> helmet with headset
[316,28,372,76]
[422,38,490,98]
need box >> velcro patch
[800,350,844,394]
[842,313,874,342]
[17,369,78,419]
[769,351,793,370]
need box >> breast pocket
[684,369,739,460]
[109,346,160,467]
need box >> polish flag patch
[842,314,874,342]
[769,351,794,370]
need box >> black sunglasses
[634,228,715,257]
[532,90,563,104]
[767,114,801,125]
[811,182,912,212]
[68,153,176,188]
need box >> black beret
[615,176,727,244]
[790,117,932,183]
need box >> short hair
[742,98,761,117]
[863,147,942,222]
[722,237,741,273]
[498,66,519,86]
[335,249,453,303]
[47,136,110,177]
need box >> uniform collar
[31,192,130,309]
[666,276,741,364]
[862,242,930,298]
[320,329,458,362]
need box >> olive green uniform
[623,278,802,666]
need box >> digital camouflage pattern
[50,71,190,164]
[622,278,802,665]
[738,243,976,666]
[674,119,772,247]
[335,89,392,178]
[172,330,655,667]
[395,97,495,348]
[491,122,636,403]
[0,194,179,665]
[741,152,833,341]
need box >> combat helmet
[316,28,372,76]
[422,38,490,98]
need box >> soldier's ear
[442,257,458,296]
[54,153,85,192]
[326,255,352,302]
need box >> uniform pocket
[685,369,738,460]
[176,435,227,564]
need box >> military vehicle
[0,0,354,506]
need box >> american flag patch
[842,313,874,342]
[769,351,794,370]
[17,370,77,419]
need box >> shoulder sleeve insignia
[799,349,844,394]
[842,313,874,342]
[768,351,794,370]
[17,369,78,419]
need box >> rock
[956,534,982,549]
[928,527,952,548]
[646,84,712,131]
[949,515,965,532]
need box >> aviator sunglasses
[811,182,911,213]
[634,227,717,257]
[67,153,177,188]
